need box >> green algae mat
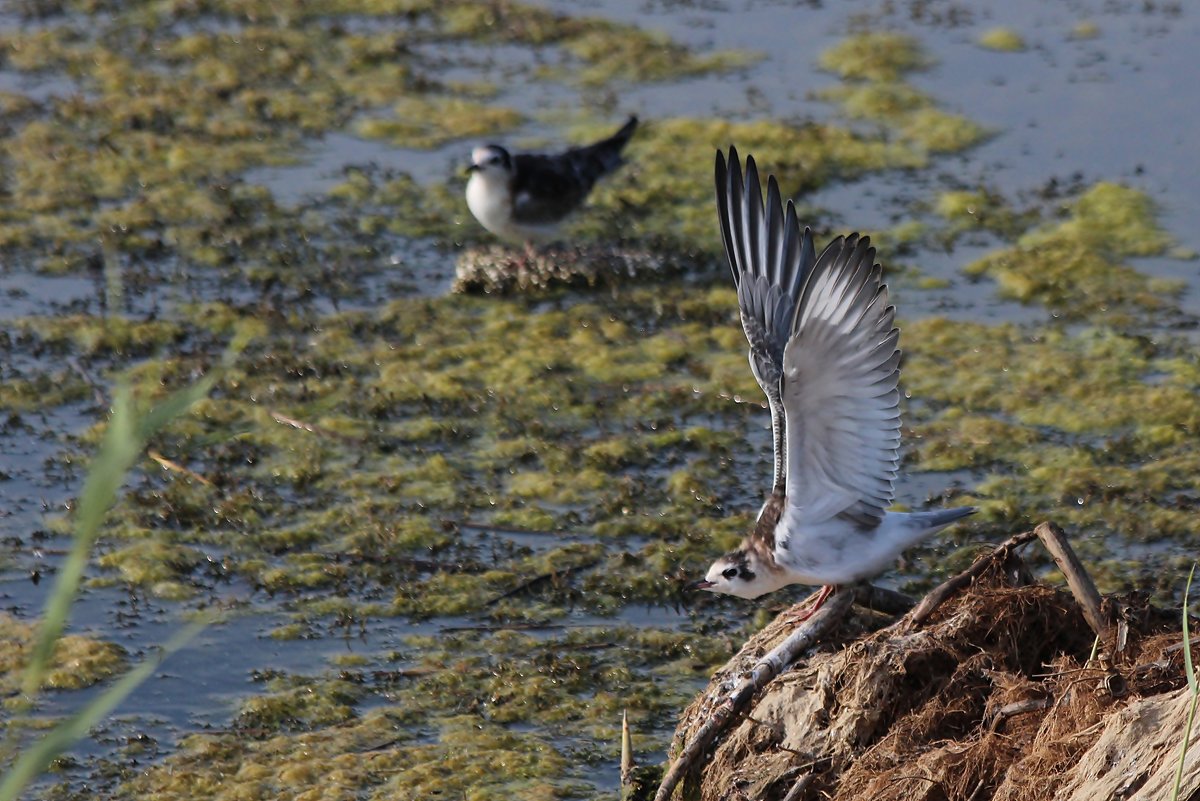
[0,1,1198,799]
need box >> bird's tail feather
[571,116,638,186]
[910,506,977,533]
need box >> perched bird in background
[465,116,638,245]
[694,147,976,620]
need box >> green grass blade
[1184,563,1196,693]
[19,374,217,700]
[2,331,247,796]
[1171,563,1198,801]
[0,619,207,801]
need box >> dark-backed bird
[465,116,638,243]
[694,147,976,618]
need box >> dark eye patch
[739,568,756,581]
[722,567,738,580]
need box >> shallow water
[0,0,1197,799]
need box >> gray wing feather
[781,233,901,528]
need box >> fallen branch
[654,587,854,801]
[901,527,1040,630]
[1035,521,1113,651]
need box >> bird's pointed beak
[465,164,480,175]
[688,579,716,591]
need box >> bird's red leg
[783,584,836,626]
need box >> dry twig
[147,449,213,486]
[780,774,816,801]
[901,527,1040,630]
[269,409,361,443]
[653,588,854,801]
[853,584,916,616]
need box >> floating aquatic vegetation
[964,182,1182,320]
[816,33,988,157]
[358,97,523,149]
[978,27,1028,52]
[0,614,126,695]
[818,31,931,82]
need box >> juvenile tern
[465,116,638,244]
[695,148,976,615]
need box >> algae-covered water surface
[1,0,1197,798]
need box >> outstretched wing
[780,234,900,529]
[715,147,813,493]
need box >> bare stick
[485,559,600,606]
[901,528,1039,630]
[653,588,854,801]
[147,449,213,486]
[853,584,916,616]
[780,774,816,801]
[988,696,1052,730]
[269,409,361,443]
[621,710,635,794]
[1035,521,1113,650]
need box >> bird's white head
[693,547,789,600]
[467,145,513,179]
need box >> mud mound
[453,244,688,293]
[666,530,1199,801]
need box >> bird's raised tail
[567,116,639,189]
[907,506,977,534]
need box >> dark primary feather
[510,116,638,226]
[715,147,814,494]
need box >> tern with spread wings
[694,148,976,616]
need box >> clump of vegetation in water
[358,97,523,149]
[978,27,1028,52]
[964,182,1183,321]
[819,32,931,81]
[934,188,1037,239]
[0,614,126,694]
[815,33,989,156]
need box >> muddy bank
[664,524,1200,801]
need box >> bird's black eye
[722,567,738,580]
